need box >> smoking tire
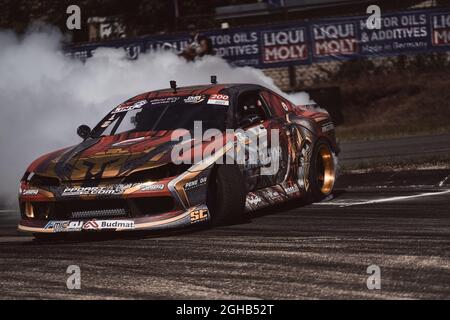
[307,139,336,201]
[207,165,246,226]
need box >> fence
[66,7,450,69]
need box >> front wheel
[308,139,336,201]
[206,165,246,226]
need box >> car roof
[126,83,266,102]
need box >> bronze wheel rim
[315,144,335,195]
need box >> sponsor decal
[62,184,134,196]
[112,100,147,113]
[45,220,84,233]
[265,189,282,201]
[190,209,208,223]
[101,114,118,128]
[140,183,165,191]
[247,195,262,206]
[82,220,99,230]
[45,220,135,232]
[184,177,207,191]
[281,101,289,111]
[22,189,39,196]
[96,220,135,230]
[149,97,179,105]
[321,122,334,132]
[184,95,205,104]
[284,184,300,195]
[207,94,229,106]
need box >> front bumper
[18,169,211,234]
[18,204,209,234]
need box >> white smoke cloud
[285,91,313,105]
[286,91,330,114]
[0,27,312,207]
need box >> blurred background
[2,0,449,140]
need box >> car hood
[27,131,203,182]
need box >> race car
[18,80,338,237]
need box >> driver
[237,96,264,127]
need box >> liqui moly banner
[311,20,359,59]
[430,12,450,47]
[260,26,309,66]
[66,7,450,68]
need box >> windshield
[91,95,229,137]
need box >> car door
[259,90,295,186]
[235,90,289,191]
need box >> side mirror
[77,125,91,140]
[238,115,262,128]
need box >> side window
[260,91,291,117]
[236,91,270,128]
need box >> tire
[206,165,246,226]
[307,139,336,201]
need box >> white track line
[439,174,450,187]
[315,189,450,207]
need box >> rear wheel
[206,165,246,226]
[308,139,336,201]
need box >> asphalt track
[340,132,450,167]
[0,135,449,299]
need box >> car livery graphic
[18,82,338,237]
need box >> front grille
[56,199,129,219]
[23,197,175,220]
[71,208,127,219]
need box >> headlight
[28,173,60,187]
[123,163,191,183]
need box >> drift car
[18,81,338,237]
